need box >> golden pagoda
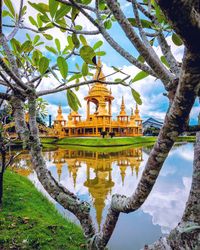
[53,58,143,138]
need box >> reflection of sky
[25,143,194,250]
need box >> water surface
[11,143,193,250]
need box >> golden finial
[135,103,139,115]
[119,96,126,115]
[131,107,133,116]
[94,56,105,81]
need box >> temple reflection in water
[11,147,143,230]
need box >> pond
[11,143,194,250]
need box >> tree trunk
[0,148,6,209]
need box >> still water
[12,143,194,250]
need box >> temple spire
[119,96,126,115]
[94,56,105,81]
[135,104,139,115]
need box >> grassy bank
[56,136,157,147]
[0,171,85,250]
[12,136,195,149]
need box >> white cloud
[142,177,191,234]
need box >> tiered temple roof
[53,58,142,138]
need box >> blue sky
[1,0,199,125]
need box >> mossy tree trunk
[0,136,6,208]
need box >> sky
[2,0,200,124]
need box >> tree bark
[0,142,6,209]
[157,0,200,54]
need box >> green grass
[11,136,195,149]
[40,137,58,144]
[176,136,195,142]
[0,171,85,250]
[56,136,156,147]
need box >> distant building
[142,117,163,135]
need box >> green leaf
[72,33,80,48]
[71,6,79,22]
[40,14,50,23]
[67,89,81,112]
[104,20,112,29]
[29,16,38,27]
[80,45,96,65]
[55,38,61,52]
[38,23,54,31]
[55,5,71,21]
[10,38,21,53]
[26,33,31,41]
[2,10,13,18]
[128,18,152,29]
[68,73,82,82]
[35,42,44,46]
[75,63,80,71]
[21,40,33,53]
[56,17,67,32]
[93,41,103,50]
[132,71,149,83]
[172,33,183,46]
[67,36,74,50]
[32,50,41,66]
[39,57,49,75]
[57,56,68,79]
[160,56,170,68]
[79,35,87,46]
[131,88,142,105]
[33,35,40,45]
[43,34,53,40]
[75,25,82,31]
[21,6,27,17]
[82,62,88,76]
[82,0,92,4]
[96,51,106,56]
[37,13,43,28]
[45,46,58,55]
[114,78,122,82]
[4,0,15,17]
[28,2,49,15]
[49,0,59,18]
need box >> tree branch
[29,49,75,84]
[0,0,2,34]
[0,92,11,100]
[6,0,24,41]
[185,125,200,132]
[157,0,200,53]
[65,0,157,77]
[37,77,130,96]
[0,57,31,91]
[52,22,100,35]
[106,0,174,88]
[137,2,180,77]
[57,0,110,14]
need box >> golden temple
[53,57,142,138]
